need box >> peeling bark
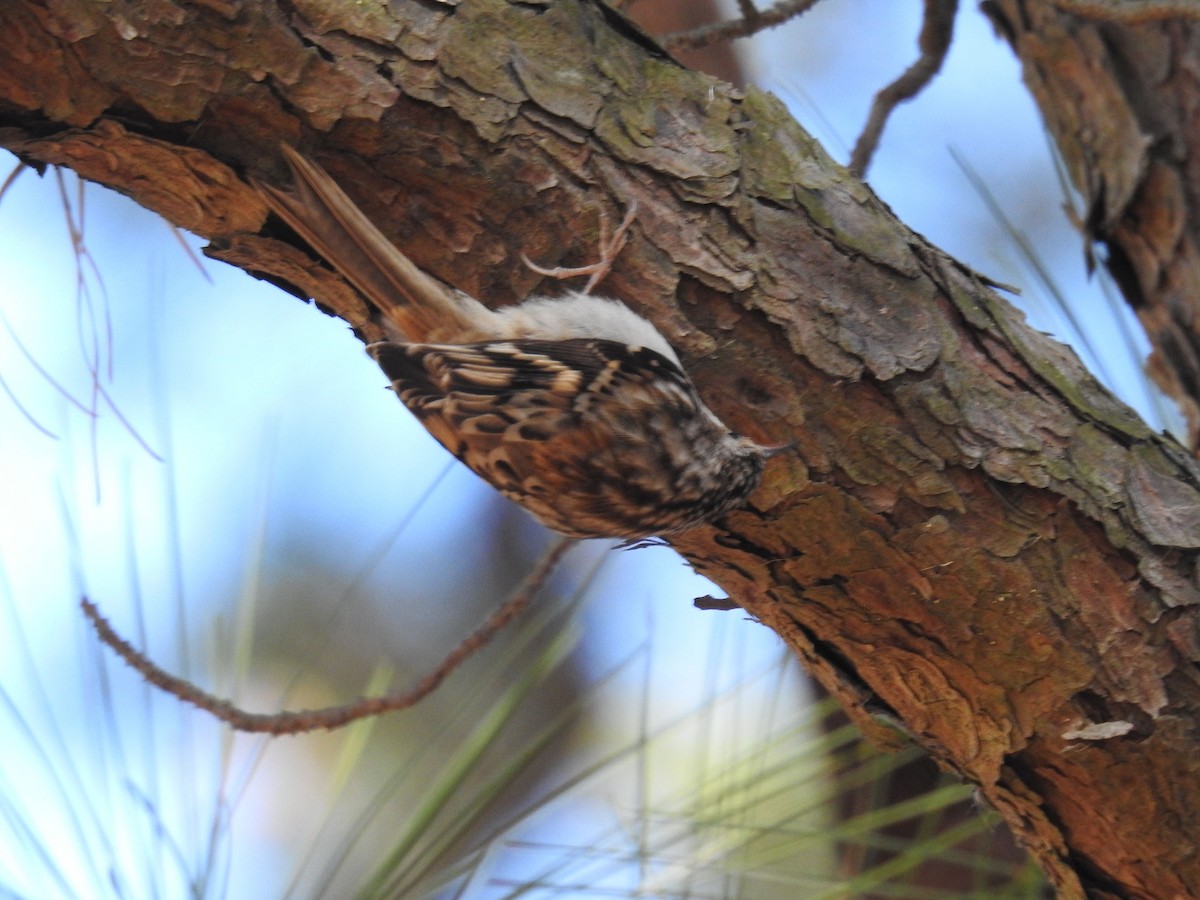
[986,0,1200,449]
[1,1,1198,896]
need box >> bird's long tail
[255,145,483,342]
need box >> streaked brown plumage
[257,146,774,539]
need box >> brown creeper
[257,146,775,539]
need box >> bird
[255,145,778,539]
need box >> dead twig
[82,536,575,734]
[849,0,958,177]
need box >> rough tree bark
[984,1,1200,452]
[1,1,1198,897]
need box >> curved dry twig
[82,536,575,734]
[663,0,956,178]
[849,0,958,177]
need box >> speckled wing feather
[367,338,755,537]
[366,337,696,454]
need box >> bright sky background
[0,4,1172,897]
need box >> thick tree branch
[1,1,1198,896]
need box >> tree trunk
[2,1,1198,896]
[984,0,1200,451]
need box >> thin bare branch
[0,371,58,439]
[849,0,958,178]
[0,308,96,417]
[97,384,164,461]
[82,536,575,734]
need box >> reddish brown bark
[986,0,1200,450]
[1,1,1198,896]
